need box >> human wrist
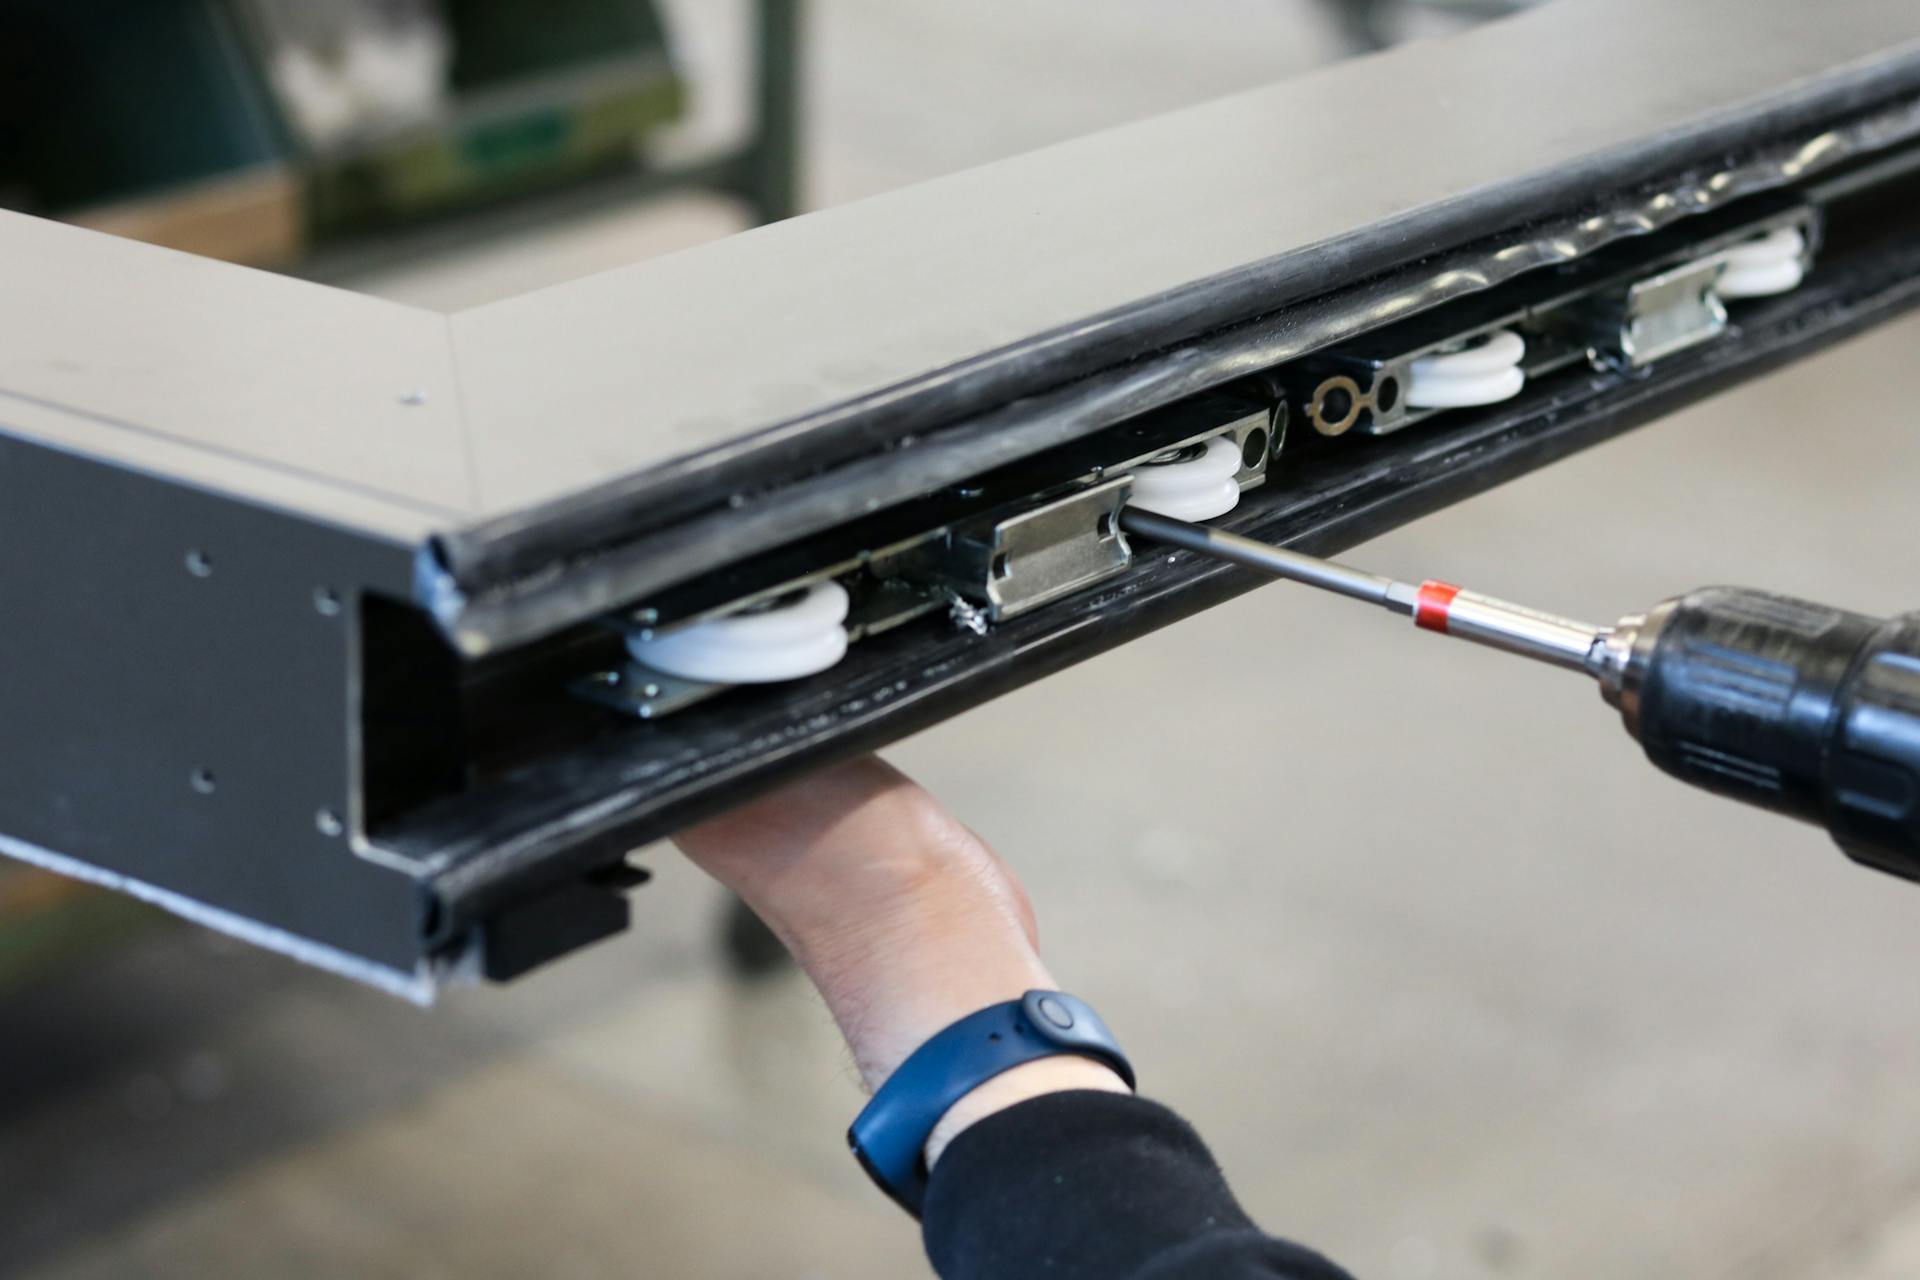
[671,756,1130,1168]
[846,990,1138,1211]
[797,897,1055,1087]
[714,794,1048,1086]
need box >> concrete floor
[9,4,1920,1278]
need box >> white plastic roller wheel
[1405,329,1527,409]
[1715,227,1808,299]
[1127,434,1243,521]
[628,581,850,684]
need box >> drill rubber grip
[1637,588,1920,882]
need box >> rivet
[190,768,217,795]
[313,587,343,617]
[315,808,345,838]
[184,550,213,578]
[399,389,429,406]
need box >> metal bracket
[902,476,1134,623]
[1614,257,1730,366]
[570,662,725,721]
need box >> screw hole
[988,1032,1001,1042]
[190,768,217,795]
[1320,385,1353,425]
[184,550,213,578]
[1375,376,1400,413]
[991,552,1011,580]
[1241,427,1270,470]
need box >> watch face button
[1036,995,1076,1030]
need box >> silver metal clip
[1615,257,1728,366]
[903,476,1134,622]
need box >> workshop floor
[9,4,1920,1278]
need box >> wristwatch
[847,989,1135,1216]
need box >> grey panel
[448,0,1920,516]
[0,391,450,544]
[0,212,471,526]
[0,431,424,975]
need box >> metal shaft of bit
[1119,507,1419,612]
[1119,506,1607,673]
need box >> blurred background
[5,2,1920,1277]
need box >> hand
[674,755,1130,1166]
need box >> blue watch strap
[847,990,1134,1217]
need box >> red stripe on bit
[1415,581,1461,633]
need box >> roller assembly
[587,203,1831,723]
[1127,435,1245,521]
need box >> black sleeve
[920,1090,1354,1280]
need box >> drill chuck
[1596,588,1920,882]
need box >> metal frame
[5,0,1920,996]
